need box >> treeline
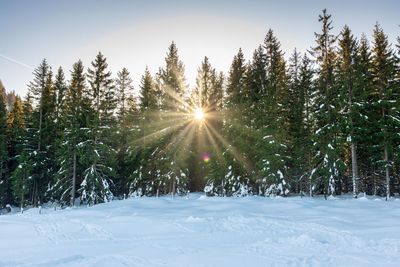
[1,9,400,209]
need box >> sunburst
[194,107,205,121]
[131,85,254,192]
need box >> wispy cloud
[0,53,34,70]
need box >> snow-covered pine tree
[216,48,253,196]
[158,42,190,195]
[128,67,159,196]
[5,97,25,204]
[310,9,344,198]
[6,97,24,166]
[336,25,360,197]
[190,57,221,192]
[200,67,225,195]
[114,67,135,196]
[370,24,398,200]
[11,94,35,210]
[286,49,312,194]
[355,35,377,194]
[80,53,115,205]
[0,90,9,206]
[254,29,290,196]
[298,54,316,195]
[52,60,88,206]
[27,60,57,205]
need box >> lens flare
[202,152,210,163]
[194,108,204,120]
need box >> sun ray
[164,120,196,152]
[194,107,204,121]
[132,117,192,146]
[203,123,225,161]
[204,120,254,173]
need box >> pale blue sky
[1,0,399,96]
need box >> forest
[1,9,400,209]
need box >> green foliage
[4,12,400,205]
[0,91,9,205]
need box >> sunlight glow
[194,108,205,121]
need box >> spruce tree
[159,42,190,195]
[0,80,5,98]
[52,60,88,206]
[5,97,25,204]
[54,67,67,126]
[310,9,344,198]
[298,54,315,195]
[190,57,217,191]
[115,67,135,195]
[128,68,157,196]
[287,49,310,193]
[11,94,35,210]
[355,34,376,194]
[81,52,115,205]
[217,49,252,196]
[0,91,9,206]
[27,59,56,205]
[371,24,398,200]
[226,48,246,106]
[336,25,360,197]
[254,29,290,196]
[161,42,187,112]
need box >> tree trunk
[38,106,43,151]
[172,179,176,197]
[384,145,390,201]
[21,170,25,214]
[351,142,358,198]
[71,152,77,206]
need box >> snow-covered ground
[1,194,400,267]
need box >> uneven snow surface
[1,194,400,267]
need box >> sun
[194,107,205,121]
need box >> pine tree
[128,68,157,196]
[336,25,360,197]
[0,91,9,206]
[52,60,88,206]
[287,49,311,193]
[310,9,344,198]
[0,80,5,98]
[27,59,56,205]
[11,94,35,210]
[189,57,217,191]
[81,52,116,205]
[139,67,158,111]
[161,42,187,112]
[158,42,190,195]
[192,56,214,109]
[298,54,315,195]
[54,67,67,126]
[371,24,398,200]
[264,29,289,129]
[115,67,135,195]
[226,48,246,106]
[355,34,376,194]
[216,49,253,196]
[253,29,290,196]
[246,46,267,104]
[5,97,25,204]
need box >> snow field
[0,194,400,267]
